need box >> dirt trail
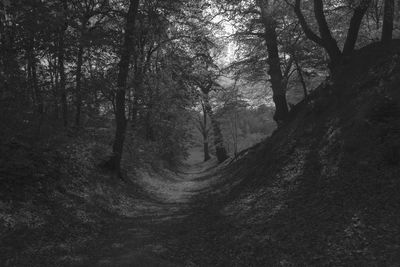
[84,151,222,266]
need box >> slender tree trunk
[202,93,228,163]
[397,0,400,22]
[145,105,154,141]
[313,0,342,64]
[50,58,60,118]
[382,0,395,42]
[201,103,211,162]
[58,0,68,127]
[292,53,308,98]
[28,32,43,114]
[258,1,288,124]
[32,59,43,114]
[0,11,19,99]
[343,0,371,55]
[110,0,140,173]
[75,43,84,127]
[203,139,210,162]
[231,116,238,158]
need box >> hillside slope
[169,41,400,266]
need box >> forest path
[85,148,222,266]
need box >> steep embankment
[167,41,400,266]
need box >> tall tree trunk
[203,136,210,162]
[27,32,43,114]
[343,0,371,55]
[313,0,342,64]
[202,93,228,163]
[75,44,84,127]
[397,0,400,22]
[0,10,19,100]
[50,57,60,118]
[201,103,211,162]
[382,0,395,42]
[145,104,155,141]
[58,0,68,127]
[258,0,289,124]
[110,0,140,173]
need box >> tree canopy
[0,0,398,170]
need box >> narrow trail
[85,150,223,266]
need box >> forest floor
[1,143,231,267]
[81,148,228,266]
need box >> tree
[382,0,395,42]
[189,53,229,163]
[256,0,289,124]
[110,0,140,174]
[70,0,110,127]
[195,102,211,161]
[201,87,229,163]
[218,0,302,124]
[57,0,69,127]
[294,0,372,70]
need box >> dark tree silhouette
[294,0,372,69]
[382,0,395,42]
[257,0,289,124]
[111,0,140,174]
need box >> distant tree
[195,102,212,162]
[190,52,229,163]
[216,81,247,158]
[201,86,229,163]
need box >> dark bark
[58,0,68,127]
[110,0,140,173]
[294,0,325,47]
[382,0,395,42]
[295,0,370,70]
[258,0,288,124]
[145,104,155,141]
[50,58,60,118]
[397,0,400,21]
[313,0,342,64]
[202,93,228,163]
[201,103,211,162]
[203,141,210,162]
[27,30,43,114]
[0,12,19,99]
[294,0,341,64]
[75,44,84,127]
[343,0,372,55]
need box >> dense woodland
[1,0,400,265]
[1,0,399,170]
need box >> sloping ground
[0,137,227,266]
[0,134,148,266]
[1,41,399,267]
[164,41,400,266]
